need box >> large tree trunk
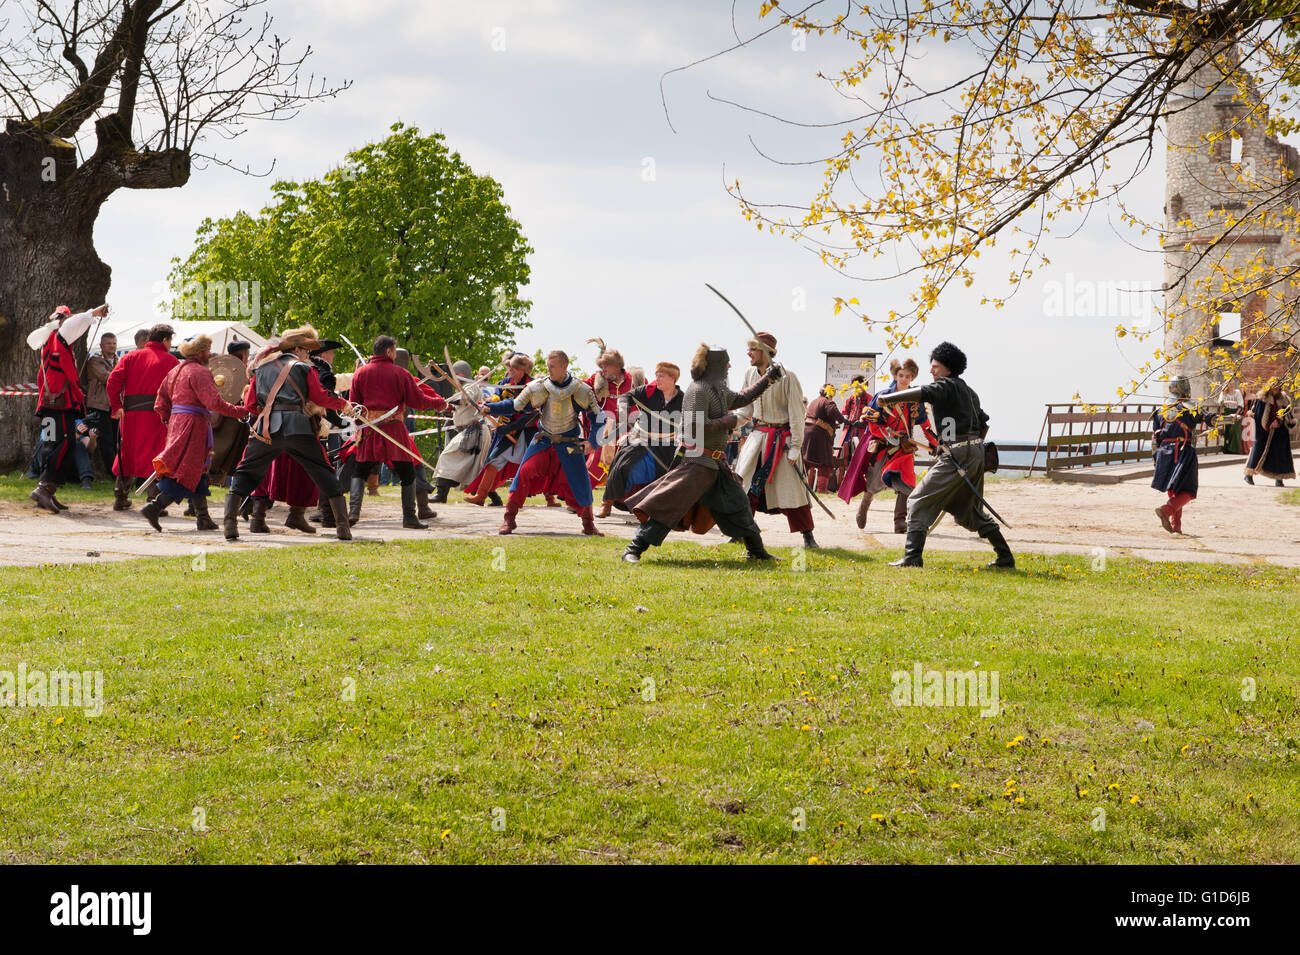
[0,125,111,469]
[0,120,186,470]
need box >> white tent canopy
[96,318,268,355]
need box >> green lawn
[1,536,1296,864]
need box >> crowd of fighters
[26,303,1018,567]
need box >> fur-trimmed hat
[690,343,711,379]
[748,332,777,356]
[929,341,967,376]
[1169,376,1191,399]
[278,324,322,353]
[179,334,213,358]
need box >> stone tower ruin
[1163,44,1299,402]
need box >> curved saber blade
[705,283,759,338]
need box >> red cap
[55,305,72,316]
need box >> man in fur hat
[224,324,358,540]
[27,303,108,513]
[877,341,1014,569]
[144,334,246,531]
[622,344,782,562]
[733,332,820,547]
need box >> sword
[443,346,498,425]
[415,353,500,429]
[937,442,1012,528]
[789,454,838,521]
[705,283,759,338]
[348,405,441,472]
[339,334,367,370]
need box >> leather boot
[348,476,365,525]
[49,485,69,510]
[113,475,132,511]
[329,496,353,540]
[498,495,521,534]
[193,495,218,531]
[146,484,168,517]
[622,520,670,563]
[183,501,196,518]
[464,466,499,506]
[401,484,428,529]
[744,534,780,561]
[981,526,1016,569]
[596,500,613,518]
[418,486,439,518]
[578,505,604,536]
[487,491,503,506]
[889,529,926,567]
[30,481,60,514]
[285,506,317,534]
[141,492,176,532]
[1155,505,1173,534]
[249,497,270,533]
[223,493,244,540]
[893,486,911,534]
[317,500,336,528]
[366,472,380,496]
[544,493,561,507]
[855,491,873,530]
[802,530,819,549]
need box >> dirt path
[1,465,1296,568]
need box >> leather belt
[123,394,155,412]
[947,436,983,449]
[756,420,789,430]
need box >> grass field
[2,534,1297,865]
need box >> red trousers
[1160,491,1194,531]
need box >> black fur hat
[929,341,967,376]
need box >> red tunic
[348,354,446,465]
[264,455,321,507]
[108,342,180,477]
[37,333,85,411]
[153,360,245,491]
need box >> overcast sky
[87,0,1173,439]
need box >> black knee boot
[141,492,176,532]
[193,495,218,531]
[249,497,270,533]
[348,476,365,525]
[980,526,1015,569]
[622,520,670,563]
[401,483,428,529]
[889,528,926,567]
[744,534,780,561]
[431,480,452,505]
[223,493,245,540]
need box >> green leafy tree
[171,123,532,370]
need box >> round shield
[209,354,249,405]
[210,417,250,482]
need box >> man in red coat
[107,323,178,509]
[27,303,108,513]
[347,335,448,529]
[145,334,245,532]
